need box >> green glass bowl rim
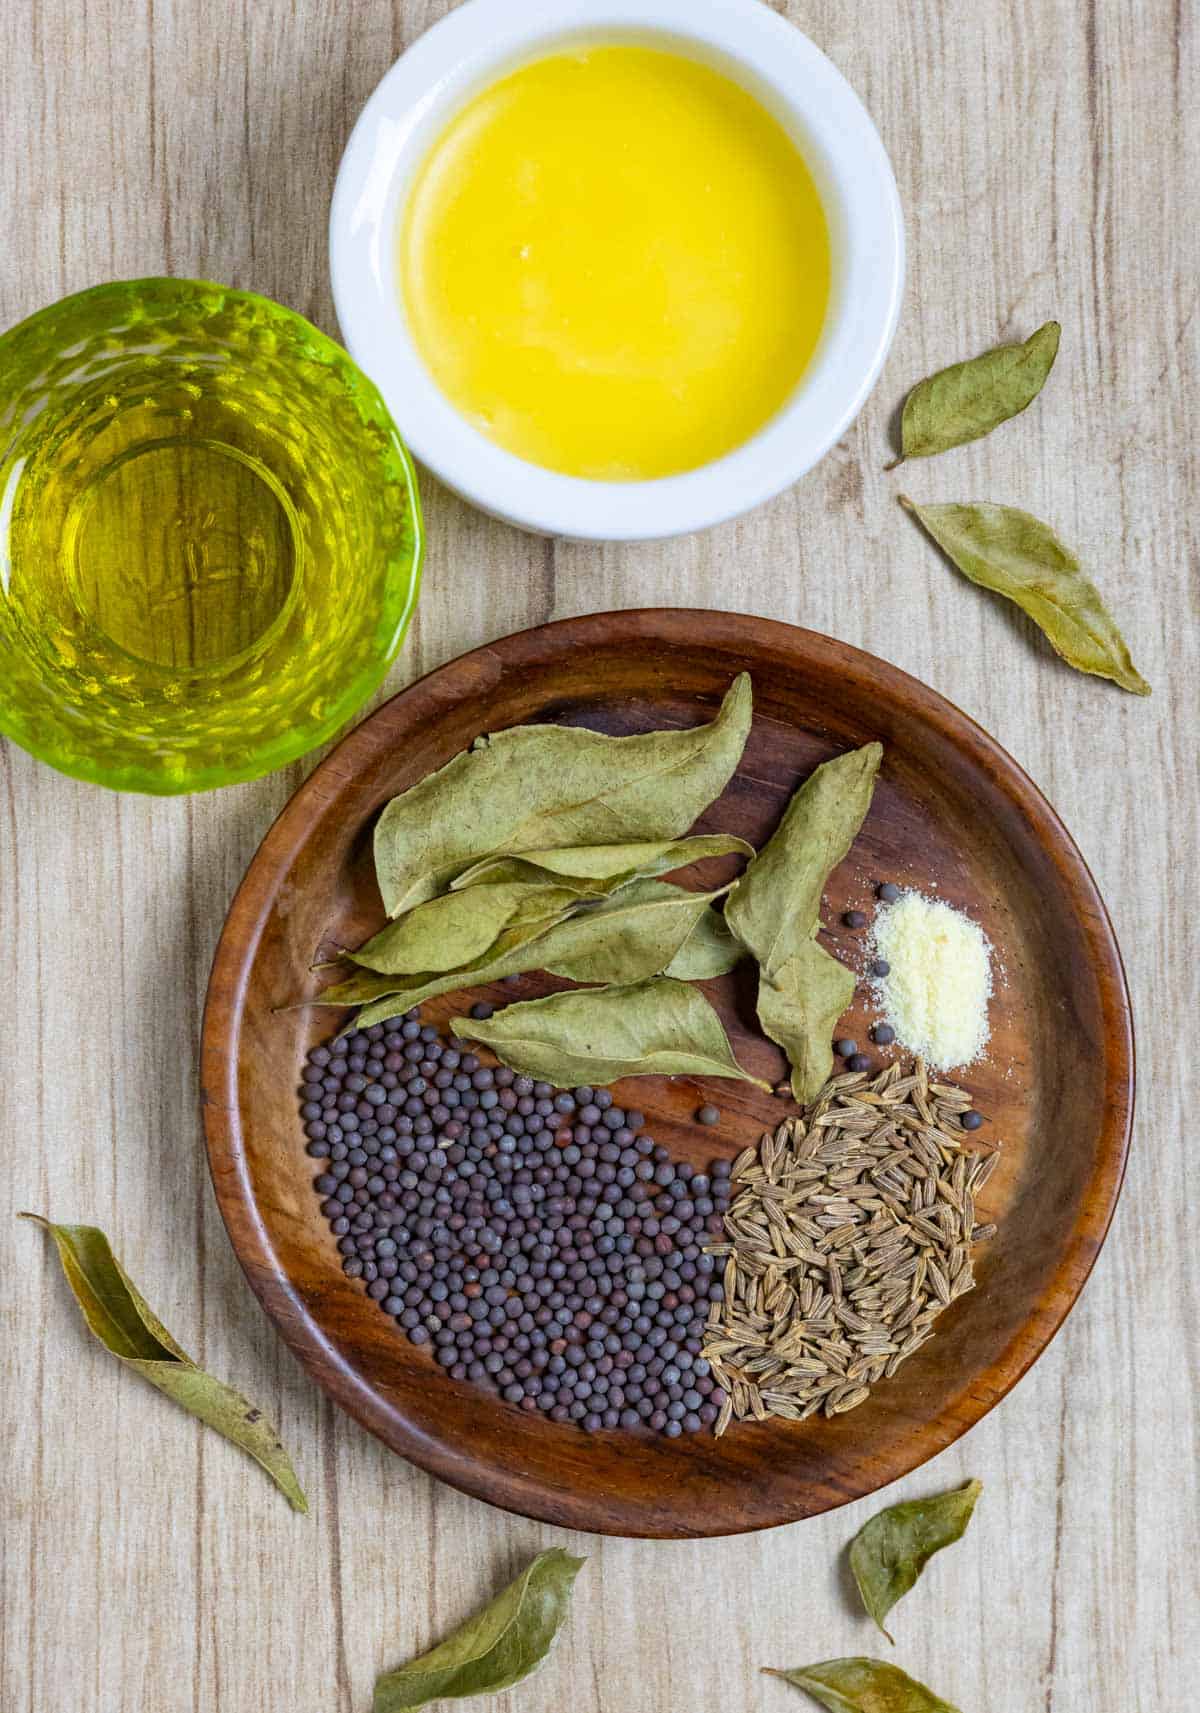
[0,275,425,795]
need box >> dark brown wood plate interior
[201,611,1133,1538]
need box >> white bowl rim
[330,0,904,541]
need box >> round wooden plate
[201,610,1133,1538]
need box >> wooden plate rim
[200,608,1135,1536]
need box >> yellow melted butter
[399,44,832,481]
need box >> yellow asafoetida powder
[870,891,992,1070]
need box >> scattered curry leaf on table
[452,831,754,896]
[849,1480,983,1642]
[889,320,1060,465]
[374,673,753,917]
[900,497,1150,694]
[754,933,858,1105]
[452,977,771,1089]
[765,1658,961,1713]
[373,1547,585,1713]
[21,1214,307,1512]
[725,743,882,1100]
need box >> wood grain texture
[200,612,1133,1537]
[0,0,1195,1703]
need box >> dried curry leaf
[765,1659,960,1713]
[757,933,857,1104]
[314,882,728,1031]
[452,978,771,1089]
[347,883,582,976]
[539,880,730,983]
[664,904,744,980]
[374,674,752,917]
[901,496,1150,694]
[310,911,575,1021]
[892,320,1060,464]
[726,744,882,978]
[374,1548,585,1713]
[453,832,753,896]
[21,1214,307,1512]
[724,744,880,1097]
[308,967,434,1011]
[849,1480,982,1642]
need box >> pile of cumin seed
[703,1058,1000,1436]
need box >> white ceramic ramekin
[330,0,904,541]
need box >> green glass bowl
[0,278,423,793]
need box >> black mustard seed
[299,1019,730,1438]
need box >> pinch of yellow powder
[869,891,992,1070]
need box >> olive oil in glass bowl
[0,278,423,793]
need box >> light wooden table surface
[2,1,1196,1708]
